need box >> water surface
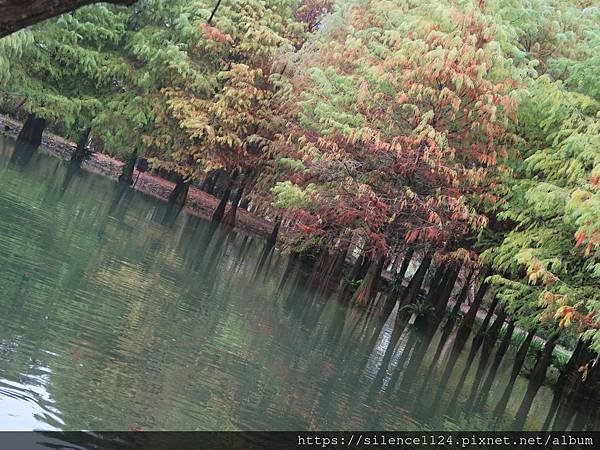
[0,135,575,430]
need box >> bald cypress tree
[1,5,129,150]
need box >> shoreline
[0,114,276,239]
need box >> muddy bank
[1,114,276,239]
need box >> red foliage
[200,23,233,44]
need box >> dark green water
[0,135,576,431]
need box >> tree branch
[0,0,137,37]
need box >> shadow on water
[8,140,38,167]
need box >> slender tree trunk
[430,265,460,324]
[456,269,492,340]
[168,176,191,207]
[212,186,231,223]
[329,239,350,282]
[202,169,222,195]
[341,253,371,298]
[542,338,586,430]
[401,251,433,307]
[424,263,448,308]
[451,305,506,410]
[384,247,415,307]
[17,113,46,148]
[434,273,491,400]
[212,170,237,223]
[469,306,508,385]
[266,216,281,249]
[494,328,536,416]
[445,269,474,326]
[70,127,91,164]
[392,252,434,335]
[348,254,365,281]
[427,269,473,371]
[376,252,434,375]
[118,149,137,185]
[352,252,385,305]
[201,170,215,192]
[396,247,414,280]
[222,183,245,227]
[356,256,372,281]
[551,341,597,430]
[311,247,331,282]
[513,335,558,429]
[475,319,515,408]
[403,265,459,379]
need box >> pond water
[0,135,580,431]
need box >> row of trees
[0,0,598,426]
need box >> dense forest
[0,0,599,430]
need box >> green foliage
[0,5,129,139]
[271,181,315,209]
[483,53,599,351]
[400,295,436,318]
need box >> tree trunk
[201,170,215,192]
[513,335,558,429]
[401,251,433,307]
[494,328,537,416]
[118,150,137,185]
[446,269,473,322]
[211,170,238,223]
[405,265,460,379]
[379,252,434,369]
[435,273,491,395]
[355,255,372,282]
[475,319,515,408]
[0,0,137,38]
[391,252,433,334]
[329,239,350,282]
[222,183,245,227]
[168,176,190,207]
[430,265,460,325]
[427,269,473,368]
[17,113,46,148]
[396,247,414,281]
[202,169,222,195]
[266,216,281,249]
[458,270,490,330]
[551,340,597,430]
[451,305,506,410]
[541,338,586,430]
[424,263,448,309]
[211,186,231,223]
[70,126,92,164]
[341,253,370,295]
[351,252,385,305]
